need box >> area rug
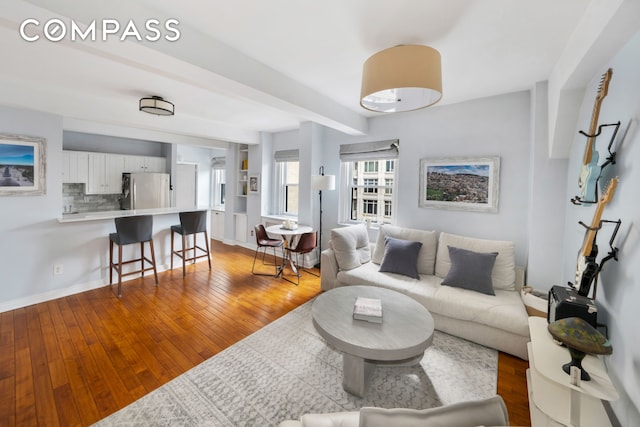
[93,300,497,426]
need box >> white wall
[561,32,640,426]
[0,106,65,306]
[527,82,570,288]
[0,105,223,312]
[176,144,226,206]
[319,91,533,266]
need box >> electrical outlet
[53,264,64,275]
[250,229,254,236]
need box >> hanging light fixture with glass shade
[139,96,175,116]
[360,45,442,113]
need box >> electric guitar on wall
[575,177,618,296]
[577,68,613,203]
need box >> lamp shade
[139,96,174,116]
[360,45,442,113]
[311,174,336,191]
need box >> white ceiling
[1,0,593,146]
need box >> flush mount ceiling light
[139,96,174,116]
[360,45,442,113]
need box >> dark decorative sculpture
[548,317,612,381]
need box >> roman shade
[274,149,299,162]
[339,139,399,161]
[211,157,226,169]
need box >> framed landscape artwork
[0,134,46,196]
[419,156,500,212]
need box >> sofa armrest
[320,247,340,291]
[300,411,360,427]
[515,265,525,290]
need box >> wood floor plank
[0,240,531,426]
[25,306,60,427]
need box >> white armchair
[279,395,510,427]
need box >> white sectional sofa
[320,224,530,360]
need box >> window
[384,200,392,217]
[284,161,299,215]
[211,159,226,210]
[364,161,378,172]
[363,199,378,215]
[385,178,393,195]
[274,150,299,216]
[338,139,399,226]
[385,160,395,172]
[341,158,397,224]
[363,178,378,193]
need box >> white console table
[527,317,618,426]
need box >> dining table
[265,224,314,278]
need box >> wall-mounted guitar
[574,177,620,297]
[574,68,614,205]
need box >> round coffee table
[312,285,434,397]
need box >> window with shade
[211,158,226,210]
[274,149,299,216]
[339,140,398,226]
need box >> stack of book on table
[353,296,383,323]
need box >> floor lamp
[311,166,336,268]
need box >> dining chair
[171,210,212,277]
[109,215,158,297]
[252,224,284,276]
[283,231,318,285]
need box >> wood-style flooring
[0,240,530,426]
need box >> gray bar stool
[171,210,211,276]
[109,215,158,297]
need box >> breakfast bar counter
[58,206,213,223]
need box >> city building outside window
[338,140,398,226]
[340,158,397,225]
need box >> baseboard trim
[0,260,211,313]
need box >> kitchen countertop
[58,206,214,223]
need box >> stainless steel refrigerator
[121,172,171,210]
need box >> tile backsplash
[63,183,121,213]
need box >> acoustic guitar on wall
[577,68,613,203]
[575,177,618,296]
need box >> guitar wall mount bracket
[571,121,621,206]
[574,218,621,300]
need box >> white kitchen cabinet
[86,153,125,194]
[61,151,89,184]
[211,210,225,241]
[145,156,166,172]
[123,155,166,173]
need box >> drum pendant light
[360,45,442,113]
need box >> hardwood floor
[0,240,530,426]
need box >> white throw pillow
[372,225,437,275]
[435,232,516,290]
[330,224,371,271]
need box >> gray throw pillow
[378,237,422,279]
[441,246,498,295]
